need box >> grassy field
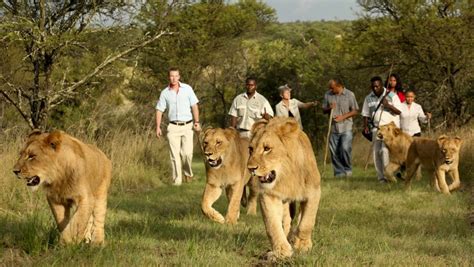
[1,130,473,266]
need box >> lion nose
[204,151,212,156]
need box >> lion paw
[225,215,238,225]
[293,237,312,252]
[262,247,293,261]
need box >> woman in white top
[400,90,431,136]
[275,84,317,129]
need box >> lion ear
[389,121,396,127]
[45,130,63,151]
[437,135,448,148]
[28,129,43,138]
[454,136,463,147]
[394,127,401,136]
[251,119,268,135]
[223,128,238,140]
[276,119,299,137]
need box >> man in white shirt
[361,76,401,183]
[228,77,274,138]
[156,68,201,185]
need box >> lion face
[202,128,237,169]
[437,135,462,165]
[248,118,299,190]
[377,121,400,140]
[13,131,62,191]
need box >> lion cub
[13,130,112,245]
[248,117,321,260]
[405,135,463,194]
[201,128,257,224]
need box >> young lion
[201,127,257,224]
[248,117,321,260]
[13,130,112,244]
[405,135,463,194]
[377,122,414,182]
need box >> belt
[169,120,193,126]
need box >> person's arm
[156,110,163,138]
[191,104,201,131]
[230,116,238,128]
[382,96,401,115]
[298,99,318,109]
[321,93,335,114]
[262,100,273,120]
[334,109,359,122]
[363,116,370,134]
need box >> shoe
[379,179,388,184]
[345,171,353,177]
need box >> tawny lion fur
[248,117,321,260]
[405,135,463,194]
[377,122,414,182]
[13,130,112,245]
[201,127,258,224]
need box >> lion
[377,122,414,182]
[201,127,258,224]
[405,135,463,194]
[13,130,112,245]
[247,117,321,260]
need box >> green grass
[1,155,473,266]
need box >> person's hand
[426,112,432,120]
[311,100,318,107]
[329,102,336,109]
[382,97,389,106]
[261,108,271,120]
[156,127,162,139]
[334,115,344,123]
[193,122,201,132]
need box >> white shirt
[275,99,304,129]
[228,92,274,130]
[155,82,199,121]
[400,102,428,136]
[362,89,402,128]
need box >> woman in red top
[385,73,405,103]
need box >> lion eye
[264,146,271,152]
[249,147,253,154]
[28,154,36,160]
[442,149,447,153]
[203,141,208,146]
[216,140,222,145]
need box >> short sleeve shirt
[275,99,305,129]
[322,88,359,133]
[362,88,402,128]
[155,82,199,122]
[228,92,274,130]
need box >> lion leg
[415,166,422,181]
[47,198,71,233]
[246,176,258,215]
[447,169,461,192]
[293,186,321,252]
[260,194,293,259]
[61,197,93,244]
[282,202,291,238]
[225,180,244,224]
[201,183,225,224]
[435,170,450,195]
[404,159,420,191]
[384,162,400,183]
[90,193,108,245]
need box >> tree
[0,0,175,129]
[352,0,473,128]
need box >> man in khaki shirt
[228,77,273,138]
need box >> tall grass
[0,126,473,265]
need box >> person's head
[386,73,403,92]
[245,77,257,95]
[405,90,416,104]
[168,67,180,86]
[370,76,384,96]
[278,84,292,100]
[328,78,344,94]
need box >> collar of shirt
[242,91,260,99]
[166,82,185,92]
[328,88,348,96]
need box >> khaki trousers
[166,123,194,185]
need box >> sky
[262,0,362,22]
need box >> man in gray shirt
[322,78,359,177]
